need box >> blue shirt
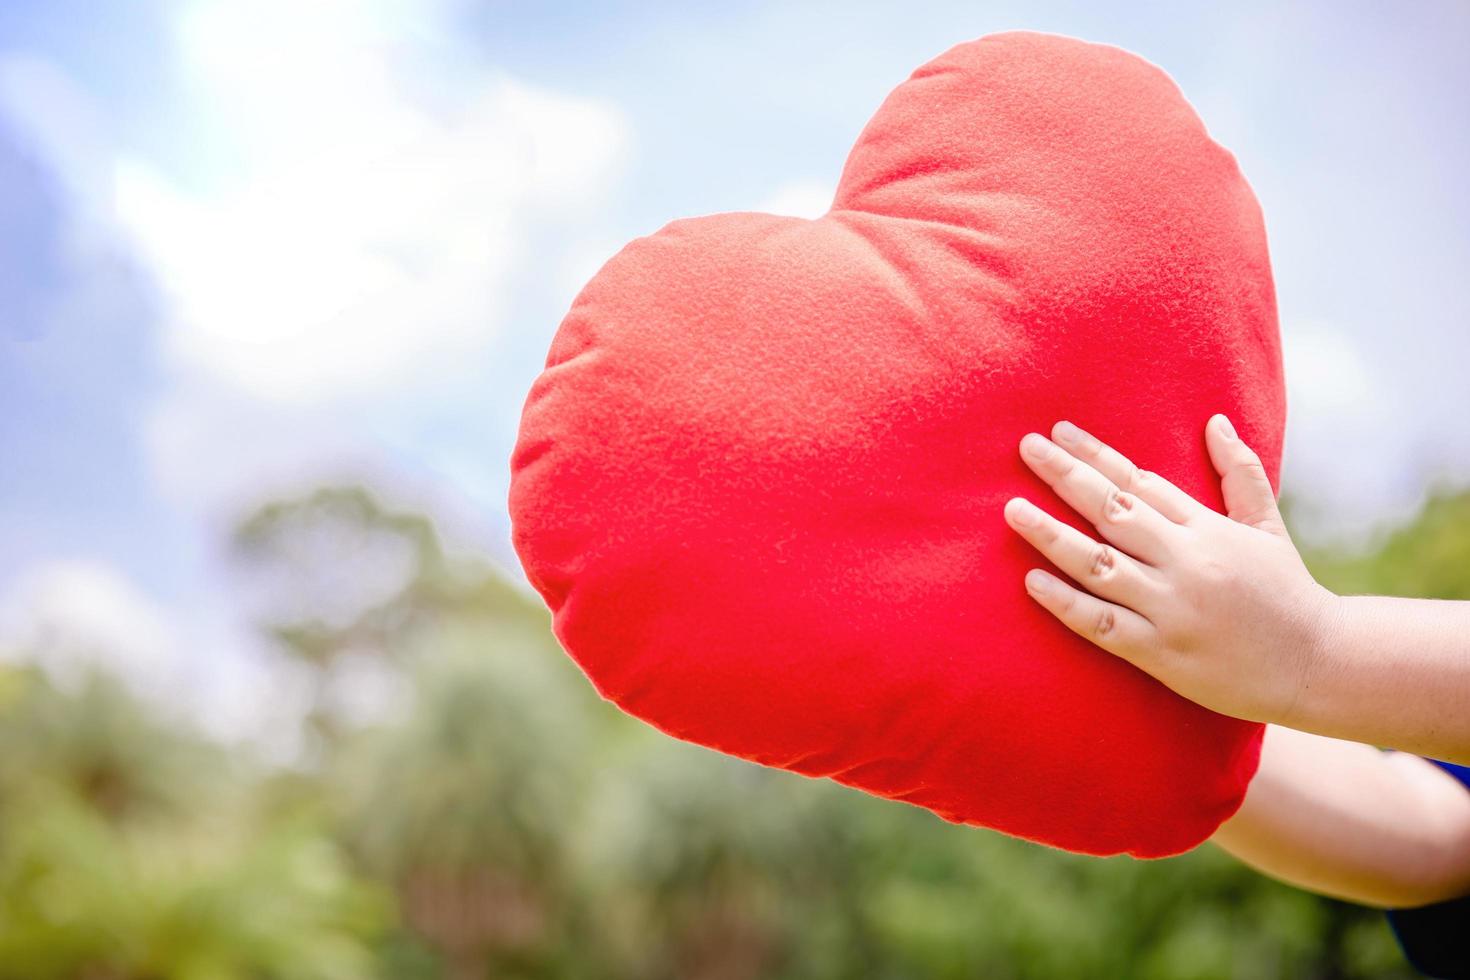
[1387,759,1470,978]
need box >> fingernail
[1053,420,1083,445]
[1021,434,1053,461]
[1006,498,1041,527]
[1055,420,1102,454]
[1025,569,1053,596]
[1215,415,1236,440]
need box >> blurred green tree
[227,485,1436,979]
[0,666,384,979]
[1306,487,1470,601]
[8,484,1464,977]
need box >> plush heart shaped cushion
[508,30,1283,857]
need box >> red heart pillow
[508,30,1283,857]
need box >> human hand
[1003,415,1340,727]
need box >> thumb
[1205,414,1286,534]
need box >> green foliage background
[4,485,1463,978]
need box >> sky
[2,0,1468,742]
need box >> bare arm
[1295,596,1470,766]
[1211,724,1470,908]
[1002,415,1470,765]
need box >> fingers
[1004,497,1162,615]
[1205,414,1285,534]
[1050,420,1203,524]
[1019,433,1180,564]
[1023,568,1157,664]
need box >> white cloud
[1280,321,1418,539]
[0,10,631,508]
[0,560,178,697]
[0,559,323,757]
[1,0,634,520]
[109,0,629,407]
[755,178,834,219]
[140,379,362,518]
[1282,322,1382,419]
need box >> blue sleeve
[1386,760,1470,979]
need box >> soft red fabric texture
[508,30,1283,857]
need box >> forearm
[1210,725,1470,908]
[1290,596,1470,765]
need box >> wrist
[1279,586,1347,733]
